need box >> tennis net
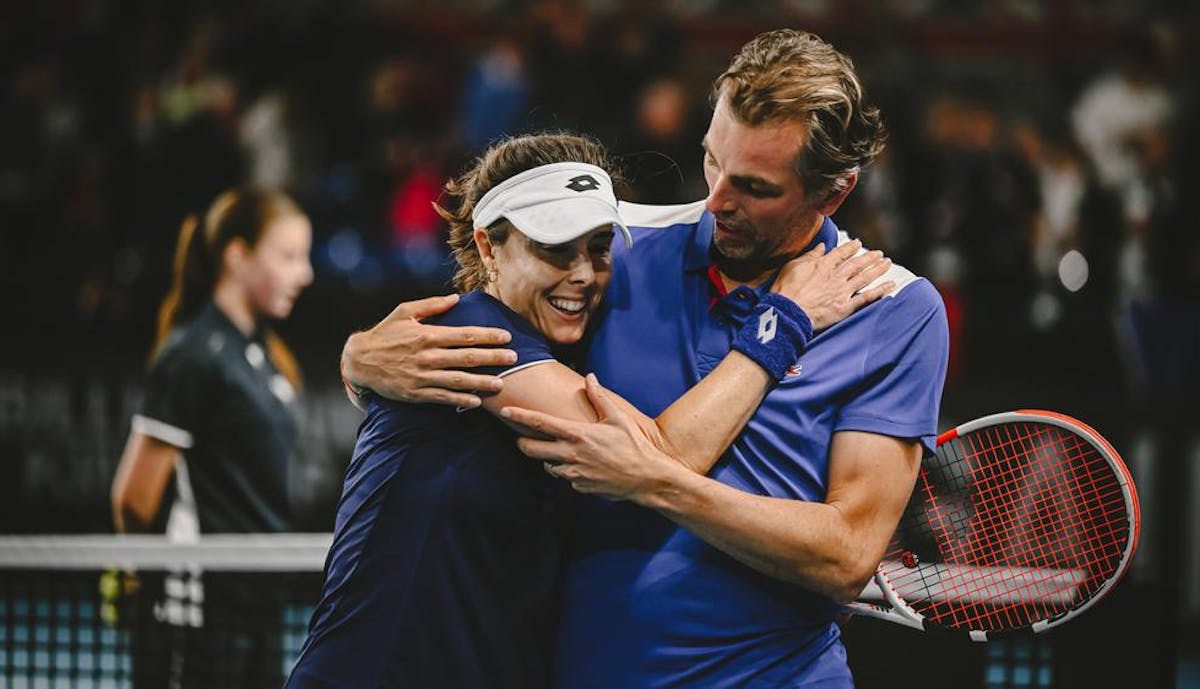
[0,534,330,689]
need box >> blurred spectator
[360,56,451,234]
[354,55,456,290]
[0,57,83,203]
[595,5,683,113]
[240,89,297,190]
[154,22,245,217]
[906,93,1039,374]
[621,77,707,203]
[0,58,83,311]
[386,156,452,289]
[1086,26,1199,689]
[461,34,532,151]
[1072,25,1181,581]
[1071,29,1174,235]
[1013,119,1089,331]
[527,0,598,131]
[836,146,908,259]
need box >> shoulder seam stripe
[618,200,707,229]
[132,414,195,449]
[835,231,921,297]
[498,358,557,378]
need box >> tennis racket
[848,410,1140,640]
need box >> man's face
[702,96,825,277]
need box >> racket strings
[880,421,1130,632]
[963,429,1119,573]
[921,427,1118,614]
[972,426,1125,578]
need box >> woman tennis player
[285,133,891,689]
[111,188,313,688]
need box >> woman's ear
[473,227,494,263]
[474,227,500,287]
[222,237,251,277]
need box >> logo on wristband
[757,307,778,344]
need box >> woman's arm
[488,241,894,474]
[484,354,769,475]
[111,431,179,533]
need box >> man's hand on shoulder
[340,294,517,409]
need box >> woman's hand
[772,240,895,330]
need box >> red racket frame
[850,410,1140,640]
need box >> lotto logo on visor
[472,162,633,248]
[566,174,601,192]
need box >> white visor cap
[472,162,632,248]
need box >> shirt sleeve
[834,280,949,456]
[427,292,556,377]
[134,344,216,449]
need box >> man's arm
[340,294,518,409]
[487,243,892,477]
[509,286,946,602]
[636,432,920,603]
[647,241,891,473]
[511,386,919,603]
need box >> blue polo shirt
[288,291,566,689]
[553,203,949,688]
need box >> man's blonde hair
[712,29,887,198]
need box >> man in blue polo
[342,30,948,688]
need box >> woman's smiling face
[477,224,615,345]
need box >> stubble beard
[712,234,793,284]
[713,219,818,284]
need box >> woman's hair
[155,188,305,388]
[711,29,887,199]
[438,132,621,292]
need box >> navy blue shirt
[287,291,564,689]
[553,203,950,688]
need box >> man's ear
[816,170,859,217]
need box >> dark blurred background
[0,0,1196,687]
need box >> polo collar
[202,300,266,345]
[685,211,717,271]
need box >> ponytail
[265,332,303,390]
[154,213,216,359]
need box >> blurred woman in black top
[111,188,313,688]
